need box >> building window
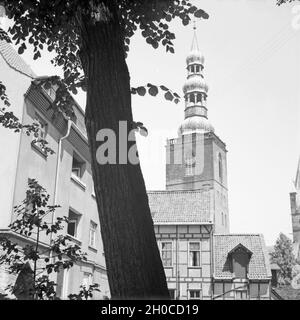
[218,153,223,183]
[189,242,200,267]
[161,241,172,267]
[44,86,56,101]
[185,158,195,176]
[189,290,201,300]
[195,65,200,73]
[235,290,248,300]
[221,212,224,225]
[67,210,80,238]
[169,289,176,300]
[32,113,48,153]
[82,272,93,289]
[72,152,85,179]
[89,221,97,248]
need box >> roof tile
[148,190,212,224]
[213,234,272,280]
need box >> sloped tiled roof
[147,190,212,224]
[272,286,300,300]
[0,40,36,78]
[213,234,272,280]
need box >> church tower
[290,157,300,244]
[165,26,229,233]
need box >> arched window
[221,212,224,225]
[196,65,200,73]
[190,94,195,103]
[197,93,201,103]
[218,153,223,183]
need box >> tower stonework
[165,28,229,233]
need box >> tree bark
[79,2,169,299]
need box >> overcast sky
[6,0,300,245]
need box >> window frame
[160,241,173,267]
[218,153,223,183]
[168,289,176,300]
[67,209,81,240]
[89,221,97,248]
[235,289,248,300]
[72,152,85,179]
[82,272,93,288]
[31,112,48,156]
[188,241,201,267]
[189,289,202,300]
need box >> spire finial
[191,19,199,51]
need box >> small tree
[0,178,99,300]
[271,233,296,285]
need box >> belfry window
[190,94,195,103]
[197,93,201,103]
[218,153,223,183]
[195,65,200,73]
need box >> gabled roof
[228,243,253,256]
[213,234,272,280]
[0,40,36,78]
[148,190,212,225]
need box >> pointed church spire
[294,156,300,190]
[178,24,214,135]
[191,19,199,51]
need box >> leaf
[148,85,158,96]
[164,91,174,101]
[18,46,24,55]
[160,85,169,91]
[136,86,146,96]
[194,9,209,19]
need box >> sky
[3,0,300,245]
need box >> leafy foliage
[271,233,296,285]
[277,0,300,4]
[0,179,100,300]
[131,83,181,104]
[68,284,101,300]
[1,0,207,98]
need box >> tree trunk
[79,3,169,299]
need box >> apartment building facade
[0,39,109,299]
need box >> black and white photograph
[0,0,299,311]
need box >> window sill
[71,173,86,191]
[188,266,202,269]
[66,234,82,245]
[31,141,48,159]
[88,246,97,253]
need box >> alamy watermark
[95,121,205,176]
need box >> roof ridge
[214,233,261,236]
[147,189,210,193]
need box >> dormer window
[228,244,252,279]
